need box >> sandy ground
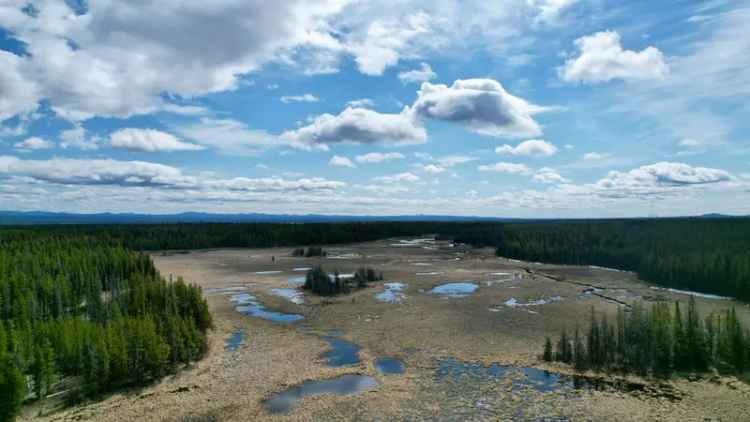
[23,238,750,421]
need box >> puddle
[412,262,432,266]
[375,282,407,304]
[270,288,305,305]
[293,267,312,272]
[264,375,378,414]
[225,329,244,352]
[589,265,624,272]
[416,271,444,276]
[287,276,306,286]
[322,336,361,367]
[204,286,250,295]
[230,293,304,323]
[429,282,479,298]
[327,253,361,259]
[374,357,405,375]
[253,270,283,275]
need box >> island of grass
[303,266,383,296]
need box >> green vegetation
[292,246,327,257]
[303,266,383,296]
[0,233,211,421]
[543,298,749,377]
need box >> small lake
[230,293,304,323]
[429,282,479,298]
[374,357,405,375]
[264,375,378,414]
[270,288,304,305]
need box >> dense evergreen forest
[487,218,750,302]
[543,298,749,377]
[0,233,211,421]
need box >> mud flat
[24,238,750,421]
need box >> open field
[25,238,750,421]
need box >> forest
[543,298,748,377]
[0,233,211,422]
[488,218,750,302]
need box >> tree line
[0,233,211,421]
[543,297,748,377]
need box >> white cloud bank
[329,155,356,168]
[398,62,436,84]
[14,137,53,151]
[355,152,405,163]
[280,94,320,103]
[559,31,669,83]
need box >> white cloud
[355,152,405,163]
[0,155,345,193]
[60,124,99,150]
[435,155,476,167]
[280,107,426,147]
[582,152,611,161]
[529,0,578,24]
[280,94,320,103]
[495,139,558,157]
[410,79,548,138]
[560,31,669,83]
[421,164,446,174]
[0,0,348,121]
[174,118,278,155]
[329,155,356,168]
[477,162,532,174]
[110,128,204,152]
[372,172,420,183]
[346,98,375,108]
[0,51,40,121]
[347,12,431,75]
[564,144,575,150]
[533,167,569,183]
[398,62,437,84]
[14,137,53,151]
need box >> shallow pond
[230,293,304,323]
[264,375,378,414]
[322,336,361,367]
[429,282,479,298]
[374,357,405,375]
[225,329,244,352]
[270,287,304,305]
[287,276,306,286]
[375,282,407,303]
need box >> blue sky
[1,0,749,217]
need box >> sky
[1,0,749,218]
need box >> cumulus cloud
[372,172,420,183]
[14,137,53,151]
[280,107,426,147]
[60,125,100,150]
[410,79,547,138]
[0,0,348,121]
[529,0,578,24]
[495,139,558,157]
[355,152,405,163]
[174,118,278,155]
[559,31,669,83]
[398,62,437,84]
[329,155,356,168]
[533,167,569,183]
[477,162,532,174]
[110,128,204,152]
[280,94,320,103]
[421,164,446,174]
[347,12,431,75]
[0,50,40,121]
[435,155,476,167]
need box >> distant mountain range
[0,211,744,225]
